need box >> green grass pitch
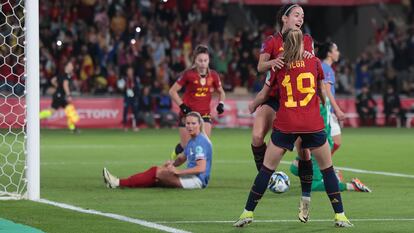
[0,128,413,232]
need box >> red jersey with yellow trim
[267,57,325,133]
[176,68,222,116]
[261,32,314,97]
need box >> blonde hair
[185,111,205,134]
[282,28,303,65]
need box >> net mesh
[0,0,27,199]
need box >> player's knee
[252,131,265,146]
[155,166,165,179]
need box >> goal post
[0,0,39,200]
[26,0,40,200]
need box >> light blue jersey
[322,62,335,112]
[184,133,212,188]
[322,62,335,96]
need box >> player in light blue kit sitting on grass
[103,111,212,189]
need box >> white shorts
[330,114,341,136]
[179,175,203,189]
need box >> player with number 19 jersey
[176,68,222,117]
[267,57,325,133]
[261,33,314,98]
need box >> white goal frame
[25,0,40,200]
[0,0,39,201]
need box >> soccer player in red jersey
[169,45,226,158]
[234,29,353,228]
[251,3,314,171]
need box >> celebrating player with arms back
[234,29,353,228]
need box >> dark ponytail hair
[315,41,335,60]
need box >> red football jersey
[176,68,222,116]
[260,32,314,59]
[261,32,314,97]
[267,57,325,133]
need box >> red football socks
[331,143,340,156]
[119,166,157,188]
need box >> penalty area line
[279,161,414,179]
[156,218,414,224]
[37,199,191,233]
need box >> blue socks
[321,166,344,213]
[298,159,313,197]
[245,165,275,211]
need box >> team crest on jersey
[278,47,284,52]
[194,80,199,84]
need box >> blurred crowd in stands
[35,1,414,97]
[1,0,414,127]
[38,0,235,97]
[350,10,414,97]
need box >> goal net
[0,0,39,200]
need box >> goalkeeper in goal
[39,59,79,132]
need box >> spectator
[156,88,178,128]
[336,64,353,95]
[139,86,156,128]
[383,85,407,127]
[356,85,377,126]
[121,66,141,131]
[110,8,127,39]
[355,57,371,94]
[92,66,107,94]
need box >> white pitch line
[279,161,414,179]
[37,199,191,233]
[156,218,414,224]
[334,166,414,178]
